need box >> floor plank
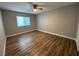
[5,30,77,56]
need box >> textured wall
[2,10,37,36]
[37,4,79,38]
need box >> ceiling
[0,2,77,14]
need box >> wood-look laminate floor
[5,30,77,56]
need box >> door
[0,10,6,56]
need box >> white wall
[0,10,6,56]
[37,4,79,39]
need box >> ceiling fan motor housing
[33,4,38,9]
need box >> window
[16,16,31,27]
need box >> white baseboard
[6,29,76,41]
[6,29,37,38]
[37,29,76,40]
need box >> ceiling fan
[28,2,44,12]
[33,4,43,12]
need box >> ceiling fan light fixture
[33,8,37,12]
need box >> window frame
[16,16,31,27]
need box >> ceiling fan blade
[38,8,43,10]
